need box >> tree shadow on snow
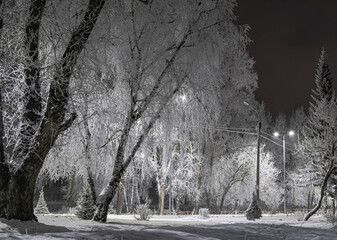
[0,218,71,234]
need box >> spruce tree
[75,188,96,220]
[310,48,334,110]
[245,192,262,221]
[307,48,335,182]
[34,188,50,214]
[299,48,337,221]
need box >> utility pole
[283,135,286,214]
[244,101,261,203]
[256,121,261,202]
[273,130,295,214]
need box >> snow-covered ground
[1,213,337,239]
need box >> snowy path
[0,214,337,239]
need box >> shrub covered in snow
[134,203,152,221]
[294,211,305,221]
[246,192,262,221]
[75,188,96,220]
[324,213,337,225]
[199,208,210,219]
[34,188,50,214]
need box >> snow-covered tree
[34,188,50,214]
[0,0,107,221]
[171,142,202,212]
[246,192,262,220]
[297,48,337,221]
[214,145,250,213]
[75,188,96,220]
[93,0,257,222]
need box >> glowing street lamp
[180,94,186,102]
[273,130,295,214]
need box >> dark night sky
[235,0,337,117]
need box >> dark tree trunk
[205,191,211,209]
[219,187,230,213]
[332,199,336,216]
[0,90,9,218]
[0,2,8,217]
[310,190,315,209]
[175,197,180,213]
[116,173,126,215]
[6,167,40,220]
[218,164,245,213]
[304,162,335,221]
[87,168,97,205]
[93,79,186,222]
[66,170,78,206]
[159,180,165,215]
[0,0,106,221]
[0,161,10,218]
[83,101,97,205]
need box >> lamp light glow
[273,132,279,137]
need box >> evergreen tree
[245,192,262,221]
[75,188,96,220]
[305,48,335,185]
[34,188,50,214]
[310,48,334,110]
[298,48,337,221]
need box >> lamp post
[273,130,295,214]
[244,101,261,202]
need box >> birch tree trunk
[93,75,186,222]
[83,95,96,205]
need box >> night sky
[235,0,337,117]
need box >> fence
[153,209,326,216]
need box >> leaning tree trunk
[304,161,335,221]
[219,187,230,214]
[92,63,187,222]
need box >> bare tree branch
[35,0,106,161]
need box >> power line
[260,134,296,153]
[215,126,297,153]
[214,128,256,135]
